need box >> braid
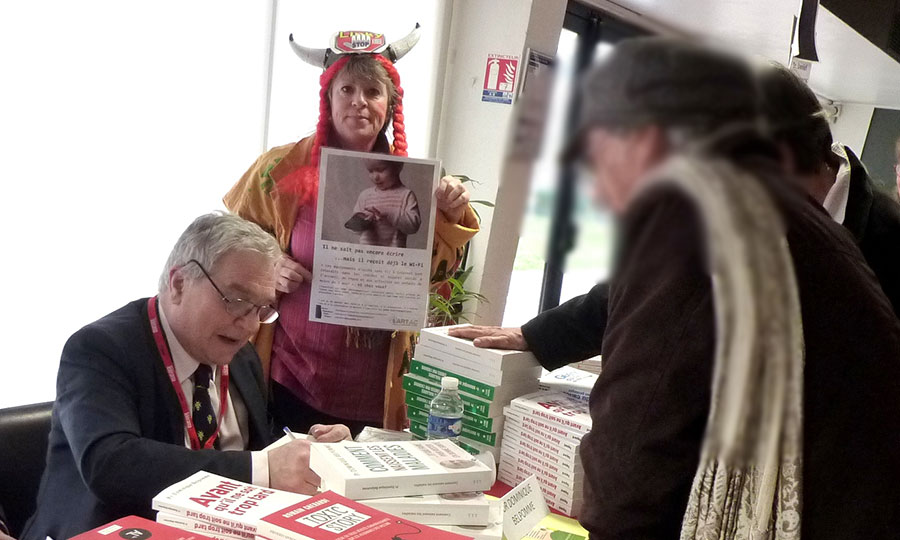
[278,56,351,204]
[278,54,407,203]
[375,55,408,157]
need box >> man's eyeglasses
[187,259,279,324]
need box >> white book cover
[503,407,585,444]
[156,512,251,540]
[418,325,540,372]
[309,439,494,500]
[151,471,309,535]
[509,391,592,434]
[538,366,598,403]
[363,491,490,526]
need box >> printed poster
[310,148,440,331]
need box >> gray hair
[158,212,282,293]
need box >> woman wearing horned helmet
[224,26,478,436]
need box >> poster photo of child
[318,149,437,251]
[347,159,422,247]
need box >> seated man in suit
[22,212,350,540]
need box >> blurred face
[165,249,276,366]
[585,126,667,214]
[366,161,401,190]
[329,68,390,152]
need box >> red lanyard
[148,296,229,450]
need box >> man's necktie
[192,364,218,449]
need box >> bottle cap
[441,376,459,390]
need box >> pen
[283,426,296,440]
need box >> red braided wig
[278,54,408,205]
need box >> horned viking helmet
[289,24,421,68]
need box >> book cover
[524,512,589,540]
[309,439,494,500]
[257,490,474,539]
[70,516,214,540]
[156,512,250,540]
[537,366,598,403]
[363,491,490,526]
[151,471,309,534]
[509,392,592,434]
[410,359,540,401]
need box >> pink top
[270,203,391,422]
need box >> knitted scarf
[642,154,804,540]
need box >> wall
[830,103,874,155]
[0,0,272,408]
[434,0,568,324]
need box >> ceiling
[583,0,900,109]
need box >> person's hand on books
[267,439,321,495]
[435,176,471,225]
[309,423,352,442]
[275,254,312,294]
[448,325,529,350]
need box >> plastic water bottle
[427,377,464,442]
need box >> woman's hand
[435,175,471,224]
[275,254,312,294]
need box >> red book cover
[70,516,215,540]
[258,491,474,540]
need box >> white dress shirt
[158,303,270,486]
[823,143,853,224]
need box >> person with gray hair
[22,212,351,540]
[758,64,900,318]
[458,38,900,539]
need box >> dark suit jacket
[21,298,275,540]
[842,146,900,317]
[575,145,900,539]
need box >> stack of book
[499,391,591,517]
[152,471,310,540]
[404,324,542,458]
[152,470,475,540]
[309,438,495,528]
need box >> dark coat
[21,298,274,540]
[576,151,900,539]
[842,146,900,317]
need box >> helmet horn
[385,23,421,63]
[289,33,329,68]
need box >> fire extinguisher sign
[482,54,519,105]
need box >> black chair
[0,402,53,538]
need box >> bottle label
[427,415,462,438]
